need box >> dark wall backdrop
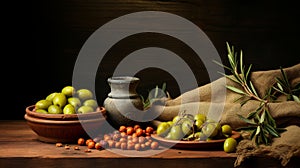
[3,0,300,120]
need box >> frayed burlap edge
[234,125,300,167]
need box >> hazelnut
[140,144,146,150]
[135,128,144,137]
[134,143,141,151]
[120,142,127,150]
[77,138,85,146]
[85,139,94,146]
[150,141,159,149]
[64,145,70,150]
[126,126,134,135]
[73,146,80,150]
[107,140,115,148]
[120,132,127,138]
[115,141,121,149]
[133,124,141,131]
[145,126,154,134]
[84,149,91,153]
[119,125,127,132]
[56,143,63,147]
[127,142,135,150]
[87,141,95,149]
[95,142,102,150]
[119,137,127,143]
[138,136,146,144]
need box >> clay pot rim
[108,76,140,84]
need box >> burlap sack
[151,63,300,166]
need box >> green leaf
[233,95,246,103]
[237,114,257,125]
[272,86,288,95]
[226,85,246,95]
[255,126,261,135]
[247,111,257,119]
[249,81,259,97]
[261,130,270,145]
[162,82,167,93]
[240,98,251,106]
[213,60,232,71]
[154,85,158,98]
[280,67,290,88]
[265,109,276,127]
[275,77,288,90]
[292,95,300,102]
[218,72,241,84]
[277,82,284,91]
[265,124,280,138]
[240,50,244,75]
[245,64,252,80]
[259,111,266,124]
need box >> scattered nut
[56,143,63,147]
[95,142,102,150]
[150,141,159,149]
[73,146,80,150]
[77,138,85,146]
[87,141,95,149]
[64,145,70,149]
[84,149,92,153]
[85,139,94,146]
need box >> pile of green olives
[34,86,98,114]
[156,113,233,141]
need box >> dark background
[3,0,300,120]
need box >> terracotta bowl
[24,105,107,144]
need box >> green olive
[222,124,232,135]
[36,109,48,114]
[76,89,93,101]
[45,92,58,102]
[167,121,174,126]
[61,86,75,97]
[194,119,204,131]
[201,122,219,138]
[172,115,180,124]
[35,99,52,109]
[169,124,184,140]
[156,122,171,137]
[223,137,237,153]
[194,113,206,123]
[181,120,193,136]
[63,104,76,114]
[83,99,98,110]
[77,105,94,114]
[52,93,67,108]
[68,97,81,109]
[48,105,63,114]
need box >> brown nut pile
[79,125,159,151]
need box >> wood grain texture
[0,120,299,168]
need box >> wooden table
[0,120,298,168]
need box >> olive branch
[214,42,299,146]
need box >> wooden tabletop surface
[0,120,298,168]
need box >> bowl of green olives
[24,86,107,144]
[25,105,106,144]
